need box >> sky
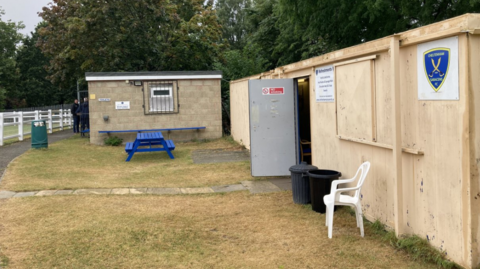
[0,0,52,36]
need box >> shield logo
[423,48,450,92]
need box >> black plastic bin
[289,162,318,204]
[307,169,341,213]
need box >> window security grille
[143,81,179,114]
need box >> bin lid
[307,169,341,179]
[289,162,318,173]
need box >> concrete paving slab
[192,149,250,164]
[241,180,282,194]
[35,190,57,196]
[74,189,111,195]
[130,188,147,194]
[147,188,182,195]
[180,187,214,194]
[211,184,246,193]
[0,190,16,199]
[13,192,37,198]
[269,177,292,191]
[54,190,74,195]
[111,188,130,195]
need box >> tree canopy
[2,0,480,111]
[38,0,226,88]
[0,9,24,109]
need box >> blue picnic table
[125,132,175,162]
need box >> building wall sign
[315,65,335,102]
[417,36,459,100]
[115,101,130,110]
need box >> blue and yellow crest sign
[423,48,450,92]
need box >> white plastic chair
[323,161,371,239]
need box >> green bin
[31,120,48,149]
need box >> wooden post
[391,35,404,236]
[18,111,23,141]
[35,110,39,120]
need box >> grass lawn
[1,136,258,191]
[0,192,439,269]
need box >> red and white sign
[262,87,284,95]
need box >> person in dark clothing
[76,97,90,136]
[71,99,80,133]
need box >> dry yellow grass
[1,136,258,191]
[0,192,437,269]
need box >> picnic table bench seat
[125,139,175,153]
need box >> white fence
[0,109,73,146]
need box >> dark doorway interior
[296,77,312,164]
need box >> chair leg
[327,204,334,239]
[325,206,329,226]
[356,204,364,237]
[355,207,360,228]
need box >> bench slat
[99,127,205,134]
[166,139,175,150]
[125,142,134,153]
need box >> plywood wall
[230,79,251,149]
[230,14,480,268]
[468,34,480,267]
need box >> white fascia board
[85,75,222,81]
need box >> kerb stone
[180,187,214,194]
[35,190,57,196]
[147,188,182,195]
[54,190,74,195]
[0,190,16,199]
[211,184,246,193]
[241,181,282,194]
[111,188,130,195]
[13,192,37,198]
[74,189,111,195]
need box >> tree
[215,0,252,50]
[214,43,268,134]
[16,22,74,107]
[277,0,480,50]
[0,8,24,109]
[38,0,225,88]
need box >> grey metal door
[249,79,297,176]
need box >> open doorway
[295,77,312,164]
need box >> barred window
[143,81,179,114]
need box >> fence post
[0,113,3,146]
[18,111,24,141]
[59,109,64,130]
[48,109,52,134]
[35,110,39,120]
[68,109,72,128]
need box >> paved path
[0,178,292,199]
[0,130,76,182]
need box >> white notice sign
[417,36,459,100]
[115,101,130,110]
[315,65,335,102]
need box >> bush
[104,136,123,146]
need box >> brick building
[85,71,223,145]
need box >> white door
[249,79,297,176]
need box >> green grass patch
[367,220,460,269]
[1,135,256,191]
